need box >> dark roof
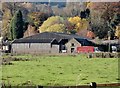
[12,32,90,44]
[25,32,86,41]
[58,39,68,44]
[2,41,11,46]
[75,38,97,46]
[12,38,58,44]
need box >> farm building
[0,37,11,53]
[11,32,97,54]
[101,39,120,52]
[65,38,96,53]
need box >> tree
[80,11,86,19]
[101,2,120,22]
[110,13,120,29]
[115,25,120,39]
[86,31,95,39]
[68,16,89,34]
[24,24,38,37]
[44,24,65,32]
[64,20,76,34]
[10,10,24,40]
[85,8,90,18]
[92,24,110,39]
[27,12,49,28]
[2,2,31,38]
[88,2,120,39]
[108,13,120,39]
[38,16,66,33]
[2,3,13,37]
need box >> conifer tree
[10,10,23,40]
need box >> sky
[1,0,120,2]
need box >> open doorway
[71,48,74,53]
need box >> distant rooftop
[101,39,120,45]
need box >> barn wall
[51,45,59,53]
[12,43,59,54]
[65,38,81,53]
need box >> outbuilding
[11,32,96,54]
[65,38,96,53]
[12,38,59,54]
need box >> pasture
[2,54,119,86]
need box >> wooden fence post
[90,82,97,88]
[37,85,43,88]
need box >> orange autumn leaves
[86,31,95,39]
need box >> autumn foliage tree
[88,2,120,39]
[27,12,49,28]
[86,31,95,39]
[115,25,120,39]
[110,13,120,29]
[2,3,13,37]
[68,16,89,34]
[38,16,66,33]
[24,24,38,37]
[109,13,120,39]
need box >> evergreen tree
[110,13,120,29]
[10,10,23,40]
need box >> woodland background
[1,2,120,40]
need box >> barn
[65,38,96,53]
[11,32,96,54]
[12,38,59,54]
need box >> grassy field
[2,54,119,86]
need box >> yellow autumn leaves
[68,16,89,32]
[115,25,120,38]
[38,16,89,34]
[38,16,66,33]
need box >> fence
[87,52,120,58]
[2,83,120,88]
[39,83,120,88]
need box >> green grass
[2,55,119,86]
